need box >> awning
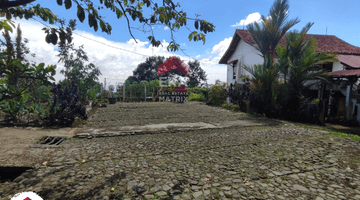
[227,59,238,65]
[337,54,360,68]
[332,69,360,77]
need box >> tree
[186,60,207,87]
[127,56,166,83]
[275,24,337,120]
[245,0,299,117]
[247,0,299,69]
[2,0,215,51]
[57,20,102,103]
[126,56,207,87]
[0,24,56,122]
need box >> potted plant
[108,85,117,104]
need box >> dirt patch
[0,127,78,167]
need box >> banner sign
[159,88,188,102]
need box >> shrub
[45,82,88,127]
[221,103,239,112]
[208,81,228,106]
[188,87,209,101]
[188,93,206,102]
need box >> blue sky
[6,0,360,85]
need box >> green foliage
[188,93,206,102]
[244,0,337,121]
[35,85,52,102]
[186,60,207,87]
[2,0,215,50]
[296,125,360,142]
[208,81,228,106]
[221,103,239,112]
[188,87,209,100]
[0,24,56,123]
[89,87,98,106]
[245,59,280,116]
[247,0,299,68]
[311,98,320,104]
[45,82,88,127]
[57,20,102,104]
[0,91,30,123]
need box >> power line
[31,17,196,61]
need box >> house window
[227,60,238,80]
[233,65,236,79]
[322,62,333,72]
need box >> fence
[114,80,161,102]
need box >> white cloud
[231,12,261,27]
[211,37,232,56]
[9,19,229,85]
[164,26,169,30]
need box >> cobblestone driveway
[1,102,360,200]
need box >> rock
[259,165,268,170]
[220,186,231,191]
[191,185,201,191]
[155,191,167,196]
[127,180,138,191]
[204,190,210,196]
[144,195,154,199]
[162,184,171,191]
[273,171,283,176]
[193,191,203,198]
[293,184,309,193]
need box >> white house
[219,29,360,122]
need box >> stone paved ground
[1,102,360,200]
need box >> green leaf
[93,19,98,31]
[188,33,193,41]
[88,14,94,27]
[50,33,58,45]
[77,5,85,23]
[99,20,105,31]
[116,8,123,19]
[195,20,199,29]
[65,0,72,9]
[57,0,63,6]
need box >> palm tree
[247,0,300,69]
[275,23,338,120]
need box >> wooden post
[123,85,125,102]
[319,100,325,126]
[144,85,147,102]
[345,83,353,120]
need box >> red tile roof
[337,54,360,68]
[219,29,360,64]
[332,69,360,77]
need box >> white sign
[11,191,43,200]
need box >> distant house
[219,29,360,122]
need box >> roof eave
[219,31,241,64]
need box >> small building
[219,29,360,122]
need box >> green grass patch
[297,124,360,142]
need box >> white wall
[227,65,233,85]
[226,40,263,85]
[332,61,344,72]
